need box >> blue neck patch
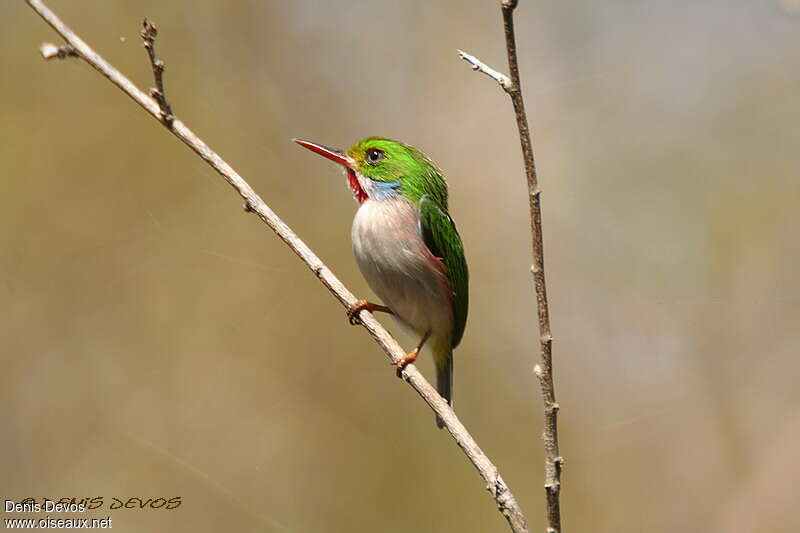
[369,180,401,200]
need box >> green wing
[419,195,469,348]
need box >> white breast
[351,198,453,342]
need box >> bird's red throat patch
[347,168,368,204]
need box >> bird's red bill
[293,139,354,169]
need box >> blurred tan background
[2,0,800,531]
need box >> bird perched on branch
[294,137,469,428]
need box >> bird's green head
[294,137,448,206]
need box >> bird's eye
[366,148,385,164]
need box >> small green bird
[294,137,469,427]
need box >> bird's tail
[433,344,453,429]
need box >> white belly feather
[352,198,453,344]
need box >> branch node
[141,18,175,126]
[243,201,255,213]
[492,479,510,511]
[39,42,78,60]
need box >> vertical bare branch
[460,1,564,532]
[25,1,530,531]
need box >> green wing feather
[418,195,469,348]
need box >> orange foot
[392,348,420,377]
[346,300,393,325]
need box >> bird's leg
[394,330,432,376]
[346,300,394,325]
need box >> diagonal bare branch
[24,1,530,532]
[460,1,564,532]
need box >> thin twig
[460,1,564,532]
[141,18,174,125]
[24,1,529,532]
[457,50,513,92]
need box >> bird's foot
[392,348,420,377]
[346,300,393,325]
